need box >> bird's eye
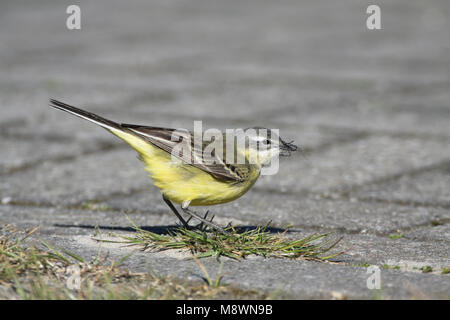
[265,139,271,145]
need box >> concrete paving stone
[0,149,152,205]
[272,97,450,137]
[258,135,450,194]
[3,205,448,270]
[337,233,449,271]
[26,232,450,299]
[2,72,354,128]
[351,165,450,207]
[0,205,176,237]
[0,84,143,141]
[1,204,448,299]
[1,0,450,299]
[0,136,114,175]
[0,88,53,124]
[9,66,440,140]
[13,57,447,139]
[222,192,450,235]
[0,118,26,137]
[25,234,450,299]
[403,224,450,243]
[128,86,308,121]
[101,189,449,235]
[2,0,449,135]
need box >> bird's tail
[49,99,123,132]
[49,99,161,164]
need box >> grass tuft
[100,220,344,261]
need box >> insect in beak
[279,137,298,156]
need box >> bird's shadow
[53,223,298,235]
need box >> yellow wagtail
[49,99,297,233]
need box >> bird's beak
[279,138,298,156]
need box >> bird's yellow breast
[112,129,260,206]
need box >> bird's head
[244,127,298,166]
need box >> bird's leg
[181,201,227,234]
[162,196,190,228]
[195,210,217,232]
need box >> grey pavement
[0,0,449,299]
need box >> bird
[49,99,298,233]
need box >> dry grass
[0,224,266,300]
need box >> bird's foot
[193,210,218,232]
[181,208,228,234]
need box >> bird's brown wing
[121,124,246,182]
